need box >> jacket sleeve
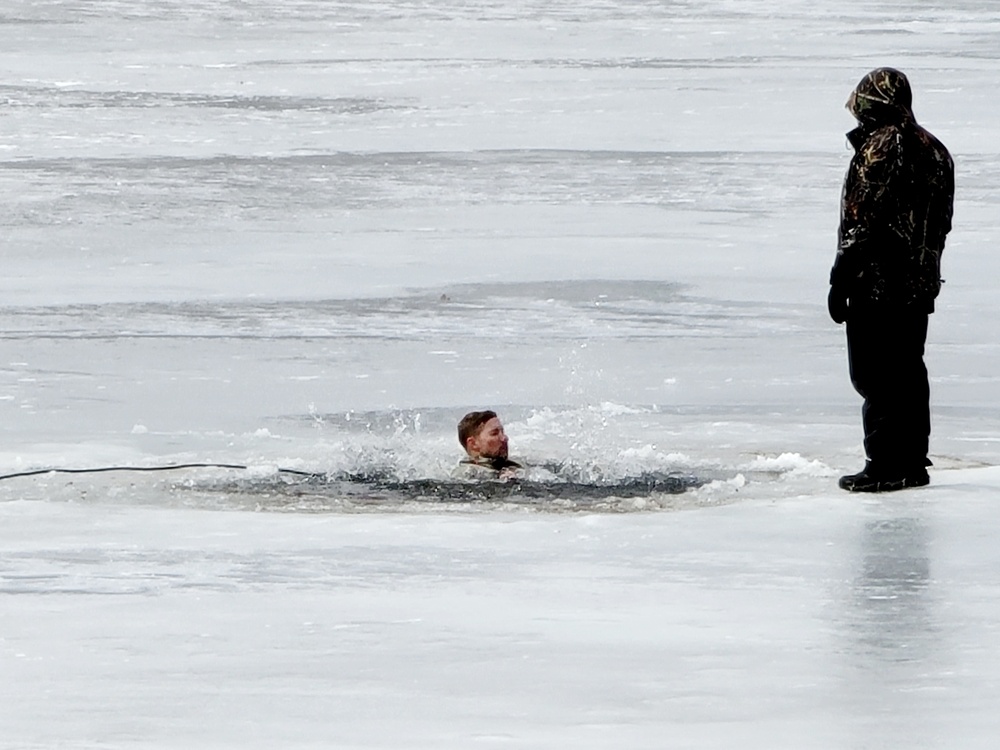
[835,128,904,278]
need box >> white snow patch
[747,452,836,478]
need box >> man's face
[468,417,509,459]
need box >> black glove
[827,286,849,324]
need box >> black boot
[838,462,930,493]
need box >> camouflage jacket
[832,68,954,313]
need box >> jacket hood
[846,67,913,125]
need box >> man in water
[454,410,523,480]
[828,67,954,492]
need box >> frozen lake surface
[2,0,1000,747]
[6,470,1000,749]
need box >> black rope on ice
[0,463,324,483]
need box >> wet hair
[458,410,498,449]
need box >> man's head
[846,67,913,125]
[457,410,509,460]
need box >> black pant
[845,309,931,472]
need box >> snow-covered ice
[5,470,1000,748]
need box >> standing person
[828,67,955,493]
[454,410,523,480]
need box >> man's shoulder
[452,457,524,480]
[452,459,496,479]
[852,123,905,162]
[912,124,954,170]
